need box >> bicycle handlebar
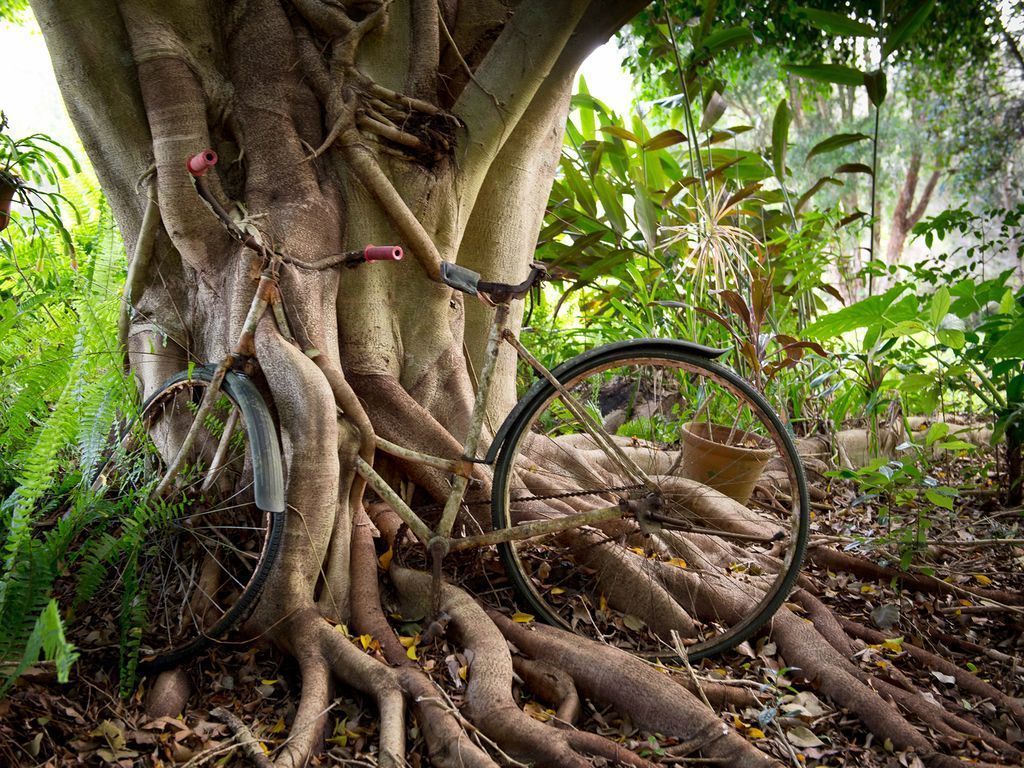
[364,245,403,261]
[187,150,218,177]
[186,149,402,270]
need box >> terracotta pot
[0,180,15,232]
[678,421,774,505]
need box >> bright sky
[0,16,634,149]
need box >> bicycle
[92,149,809,672]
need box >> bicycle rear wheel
[491,340,809,661]
[91,367,284,671]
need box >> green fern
[0,176,135,695]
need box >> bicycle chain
[410,483,645,515]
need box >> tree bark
[886,148,942,265]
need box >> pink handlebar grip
[187,150,219,177]
[364,245,403,261]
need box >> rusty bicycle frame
[178,149,664,606]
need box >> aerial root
[266,606,405,768]
[566,527,700,637]
[773,604,1022,766]
[837,617,1024,721]
[390,566,658,768]
[789,588,856,656]
[808,545,1024,605]
[511,656,581,725]
[491,612,780,768]
[350,508,498,768]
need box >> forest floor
[1,452,1021,767]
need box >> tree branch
[908,168,941,227]
[340,131,444,281]
[453,0,590,174]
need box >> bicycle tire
[92,366,285,671]
[491,340,809,662]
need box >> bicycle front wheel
[91,367,284,671]
[491,340,809,662]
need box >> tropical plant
[0,172,126,694]
[0,112,80,254]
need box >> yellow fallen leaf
[378,548,393,570]
[260,678,278,686]
[667,557,687,569]
[398,635,418,647]
[882,637,903,653]
[512,611,534,623]
[747,727,766,739]
[458,665,467,681]
[973,574,992,586]
[550,587,565,595]
[359,634,374,650]
[628,546,647,556]
[406,644,418,661]
[268,717,286,734]
[860,584,876,594]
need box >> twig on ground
[210,707,275,768]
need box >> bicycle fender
[483,338,727,464]
[222,371,286,513]
[152,367,286,513]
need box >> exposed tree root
[809,545,1024,605]
[492,611,779,768]
[838,617,1024,720]
[392,566,662,768]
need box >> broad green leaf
[864,69,888,107]
[576,76,595,141]
[883,0,937,59]
[898,372,935,390]
[570,92,610,116]
[986,319,1024,360]
[883,320,927,338]
[644,129,687,151]
[936,439,975,451]
[561,159,596,215]
[634,185,659,250]
[772,99,792,179]
[785,62,866,87]
[593,176,627,235]
[937,313,966,348]
[805,286,909,339]
[924,422,949,446]
[799,7,876,37]
[924,489,955,510]
[929,286,951,328]
[806,132,871,161]
[695,27,756,60]
[936,328,965,350]
[999,288,1016,315]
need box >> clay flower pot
[0,176,16,232]
[678,421,774,505]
